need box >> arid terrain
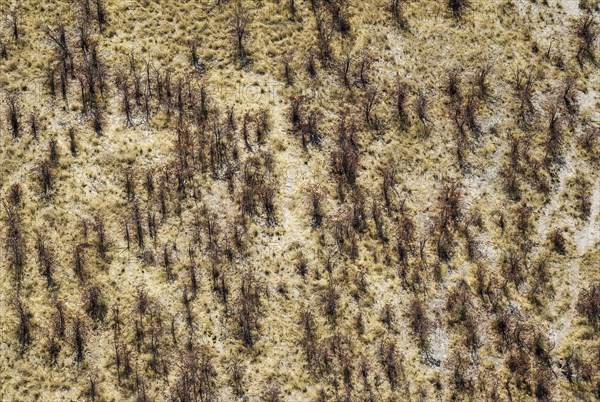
[0,0,599,400]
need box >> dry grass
[0,0,599,401]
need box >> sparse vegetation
[0,1,598,401]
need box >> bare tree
[4,204,26,285]
[447,0,470,20]
[235,269,264,347]
[35,234,56,288]
[9,9,20,42]
[71,315,88,363]
[575,16,598,66]
[94,214,109,259]
[389,0,408,29]
[577,283,600,330]
[6,93,21,139]
[231,1,250,62]
[38,160,54,198]
[83,283,106,321]
[13,294,32,352]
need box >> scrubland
[0,0,599,401]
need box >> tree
[4,204,26,285]
[389,0,408,29]
[231,1,250,62]
[6,93,21,138]
[577,283,600,330]
[235,269,264,347]
[447,0,470,20]
[575,16,598,66]
[35,234,56,289]
[13,294,32,352]
[71,315,88,363]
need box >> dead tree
[171,345,218,401]
[339,50,352,88]
[321,282,340,322]
[331,141,359,188]
[308,186,324,227]
[303,109,322,148]
[124,168,136,201]
[447,0,470,20]
[38,160,53,197]
[190,42,205,72]
[235,269,263,347]
[9,9,20,42]
[6,93,21,138]
[48,138,59,164]
[415,89,429,123]
[45,23,74,82]
[95,0,107,28]
[52,301,66,339]
[577,283,600,330]
[8,183,22,206]
[5,204,26,285]
[132,201,145,250]
[68,128,77,156]
[389,0,408,29]
[315,11,335,65]
[35,234,56,289]
[0,38,7,59]
[380,160,397,210]
[83,283,106,321]
[29,113,40,139]
[395,80,410,127]
[231,1,250,62]
[306,49,318,77]
[94,214,109,259]
[283,56,293,86]
[544,101,562,165]
[378,338,404,390]
[363,88,379,129]
[575,16,598,66]
[474,64,492,99]
[71,315,88,363]
[464,95,480,137]
[517,68,535,126]
[73,244,86,282]
[255,109,270,144]
[409,298,434,359]
[229,357,246,397]
[91,107,105,134]
[13,294,32,352]
[163,243,175,282]
[446,67,462,103]
[562,76,578,116]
